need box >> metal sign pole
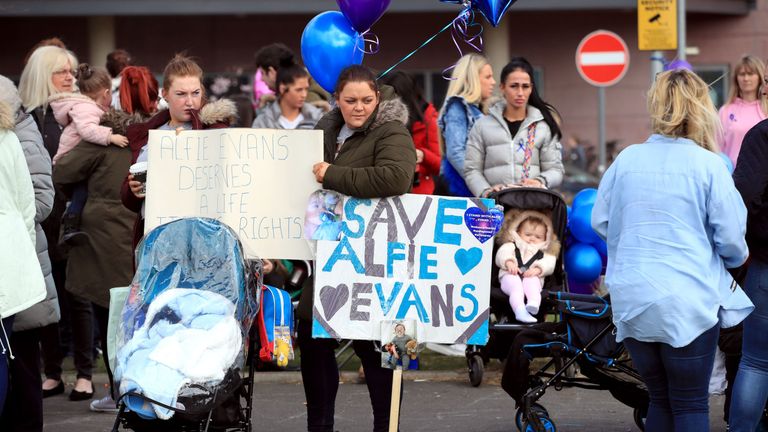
[598,86,606,174]
[678,0,686,60]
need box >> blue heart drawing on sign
[464,206,503,243]
[455,247,483,275]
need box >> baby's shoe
[513,307,537,323]
[526,303,540,316]
[60,213,89,246]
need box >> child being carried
[50,63,129,245]
[495,210,561,323]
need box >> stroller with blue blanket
[111,218,261,432]
[464,188,648,431]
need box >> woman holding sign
[301,65,416,432]
[121,54,237,249]
[464,57,564,197]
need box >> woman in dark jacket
[121,55,236,248]
[729,118,768,431]
[301,65,416,432]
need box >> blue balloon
[718,152,734,174]
[301,11,365,93]
[569,205,600,244]
[565,243,603,284]
[567,277,594,295]
[472,0,518,27]
[572,188,598,209]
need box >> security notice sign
[638,0,677,51]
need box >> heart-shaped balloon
[336,0,392,33]
[301,11,365,93]
[471,0,517,27]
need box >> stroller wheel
[633,406,647,431]
[468,355,484,387]
[515,403,550,432]
[522,414,556,432]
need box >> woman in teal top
[591,69,752,432]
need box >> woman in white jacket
[464,57,564,197]
[0,100,46,415]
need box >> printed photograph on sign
[311,193,501,345]
[304,189,344,241]
[380,320,419,370]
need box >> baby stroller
[111,217,261,432]
[465,187,568,386]
[464,187,649,431]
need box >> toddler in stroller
[496,209,561,323]
[112,218,260,432]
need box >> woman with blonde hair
[18,44,85,401]
[436,53,495,196]
[719,55,767,167]
[591,69,752,431]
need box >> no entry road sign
[576,30,630,87]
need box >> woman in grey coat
[0,75,57,431]
[464,57,564,197]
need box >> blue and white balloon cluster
[565,188,606,292]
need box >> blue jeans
[729,258,768,432]
[0,315,14,416]
[624,323,719,432]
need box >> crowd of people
[0,35,766,432]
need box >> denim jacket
[438,96,482,196]
[592,134,752,347]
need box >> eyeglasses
[52,69,77,78]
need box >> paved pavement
[44,370,729,432]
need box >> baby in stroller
[495,209,561,323]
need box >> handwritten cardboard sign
[144,128,323,260]
[313,193,501,345]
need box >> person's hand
[128,174,145,199]
[262,259,274,274]
[110,134,129,147]
[523,267,542,278]
[415,149,424,164]
[483,184,506,197]
[313,162,330,183]
[259,93,276,109]
[505,260,519,275]
[521,178,544,188]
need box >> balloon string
[378,6,478,80]
[443,7,484,79]
[357,30,381,55]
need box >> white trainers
[89,395,119,413]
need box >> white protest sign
[145,128,323,260]
[312,193,502,344]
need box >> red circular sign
[575,30,630,87]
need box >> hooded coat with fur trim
[315,85,416,198]
[495,209,561,281]
[120,99,237,249]
[297,85,416,321]
[49,92,115,164]
[53,109,141,308]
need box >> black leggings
[297,319,400,432]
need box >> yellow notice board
[638,0,678,51]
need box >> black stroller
[464,187,649,432]
[111,218,261,432]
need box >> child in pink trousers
[495,210,561,323]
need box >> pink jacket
[718,98,766,167]
[49,92,112,164]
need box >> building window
[694,65,729,109]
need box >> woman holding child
[464,57,564,197]
[591,69,752,432]
[299,65,416,432]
